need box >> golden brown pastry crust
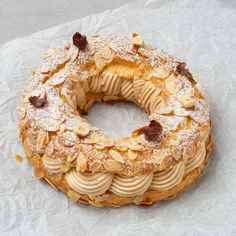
[18,34,212,207]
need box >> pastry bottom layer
[31,135,212,208]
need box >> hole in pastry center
[85,102,148,139]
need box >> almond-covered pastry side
[18,33,212,207]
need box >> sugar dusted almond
[47,141,54,155]
[109,150,125,163]
[128,150,138,160]
[156,105,172,115]
[34,168,44,179]
[153,65,170,79]
[115,143,128,152]
[132,33,144,46]
[18,108,26,120]
[67,190,81,202]
[178,96,195,108]
[165,75,177,94]
[94,144,105,150]
[97,139,114,147]
[60,163,70,172]
[95,52,106,69]
[124,142,144,151]
[101,46,113,60]
[81,138,99,144]
[76,152,87,172]
[74,122,90,137]
[90,161,102,172]
[36,131,46,151]
[104,160,124,172]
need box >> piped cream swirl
[109,173,153,197]
[66,169,114,197]
[101,71,122,95]
[150,161,185,191]
[185,142,206,174]
[42,155,62,173]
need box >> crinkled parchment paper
[0,0,236,235]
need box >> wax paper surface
[0,0,236,235]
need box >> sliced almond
[81,137,99,144]
[76,152,87,172]
[156,105,172,115]
[60,163,70,172]
[90,161,102,172]
[109,150,125,163]
[115,143,128,152]
[103,160,124,172]
[128,150,138,160]
[165,75,177,94]
[94,52,106,69]
[74,122,90,137]
[67,190,81,202]
[178,96,195,108]
[132,33,144,46]
[36,131,46,151]
[124,142,144,151]
[34,168,44,179]
[47,141,54,155]
[97,139,114,147]
[94,144,105,150]
[153,65,170,79]
[101,46,113,60]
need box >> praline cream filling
[65,170,114,198]
[150,161,185,191]
[109,173,153,197]
[185,142,206,174]
[43,142,207,197]
[42,155,62,173]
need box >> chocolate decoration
[73,32,88,51]
[29,95,47,108]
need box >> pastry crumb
[15,154,23,163]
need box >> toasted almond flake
[101,46,113,60]
[90,161,102,172]
[178,96,195,108]
[81,138,99,144]
[115,143,128,152]
[94,144,105,150]
[94,194,109,202]
[153,65,170,79]
[74,122,90,137]
[34,168,44,179]
[165,75,177,94]
[95,52,106,69]
[97,139,114,147]
[36,131,46,151]
[15,154,23,163]
[23,139,32,157]
[44,131,50,144]
[132,33,144,46]
[67,190,81,202]
[124,142,144,151]
[44,178,57,189]
[60,163,70,172]
[103,160,124,172]
[76,152,87,172]
[84,100,95,112]
[67,153,77,163]
[156,105,172,115]
[47,141,54,155]
[128,150,138,160]
[109,150,125,163]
